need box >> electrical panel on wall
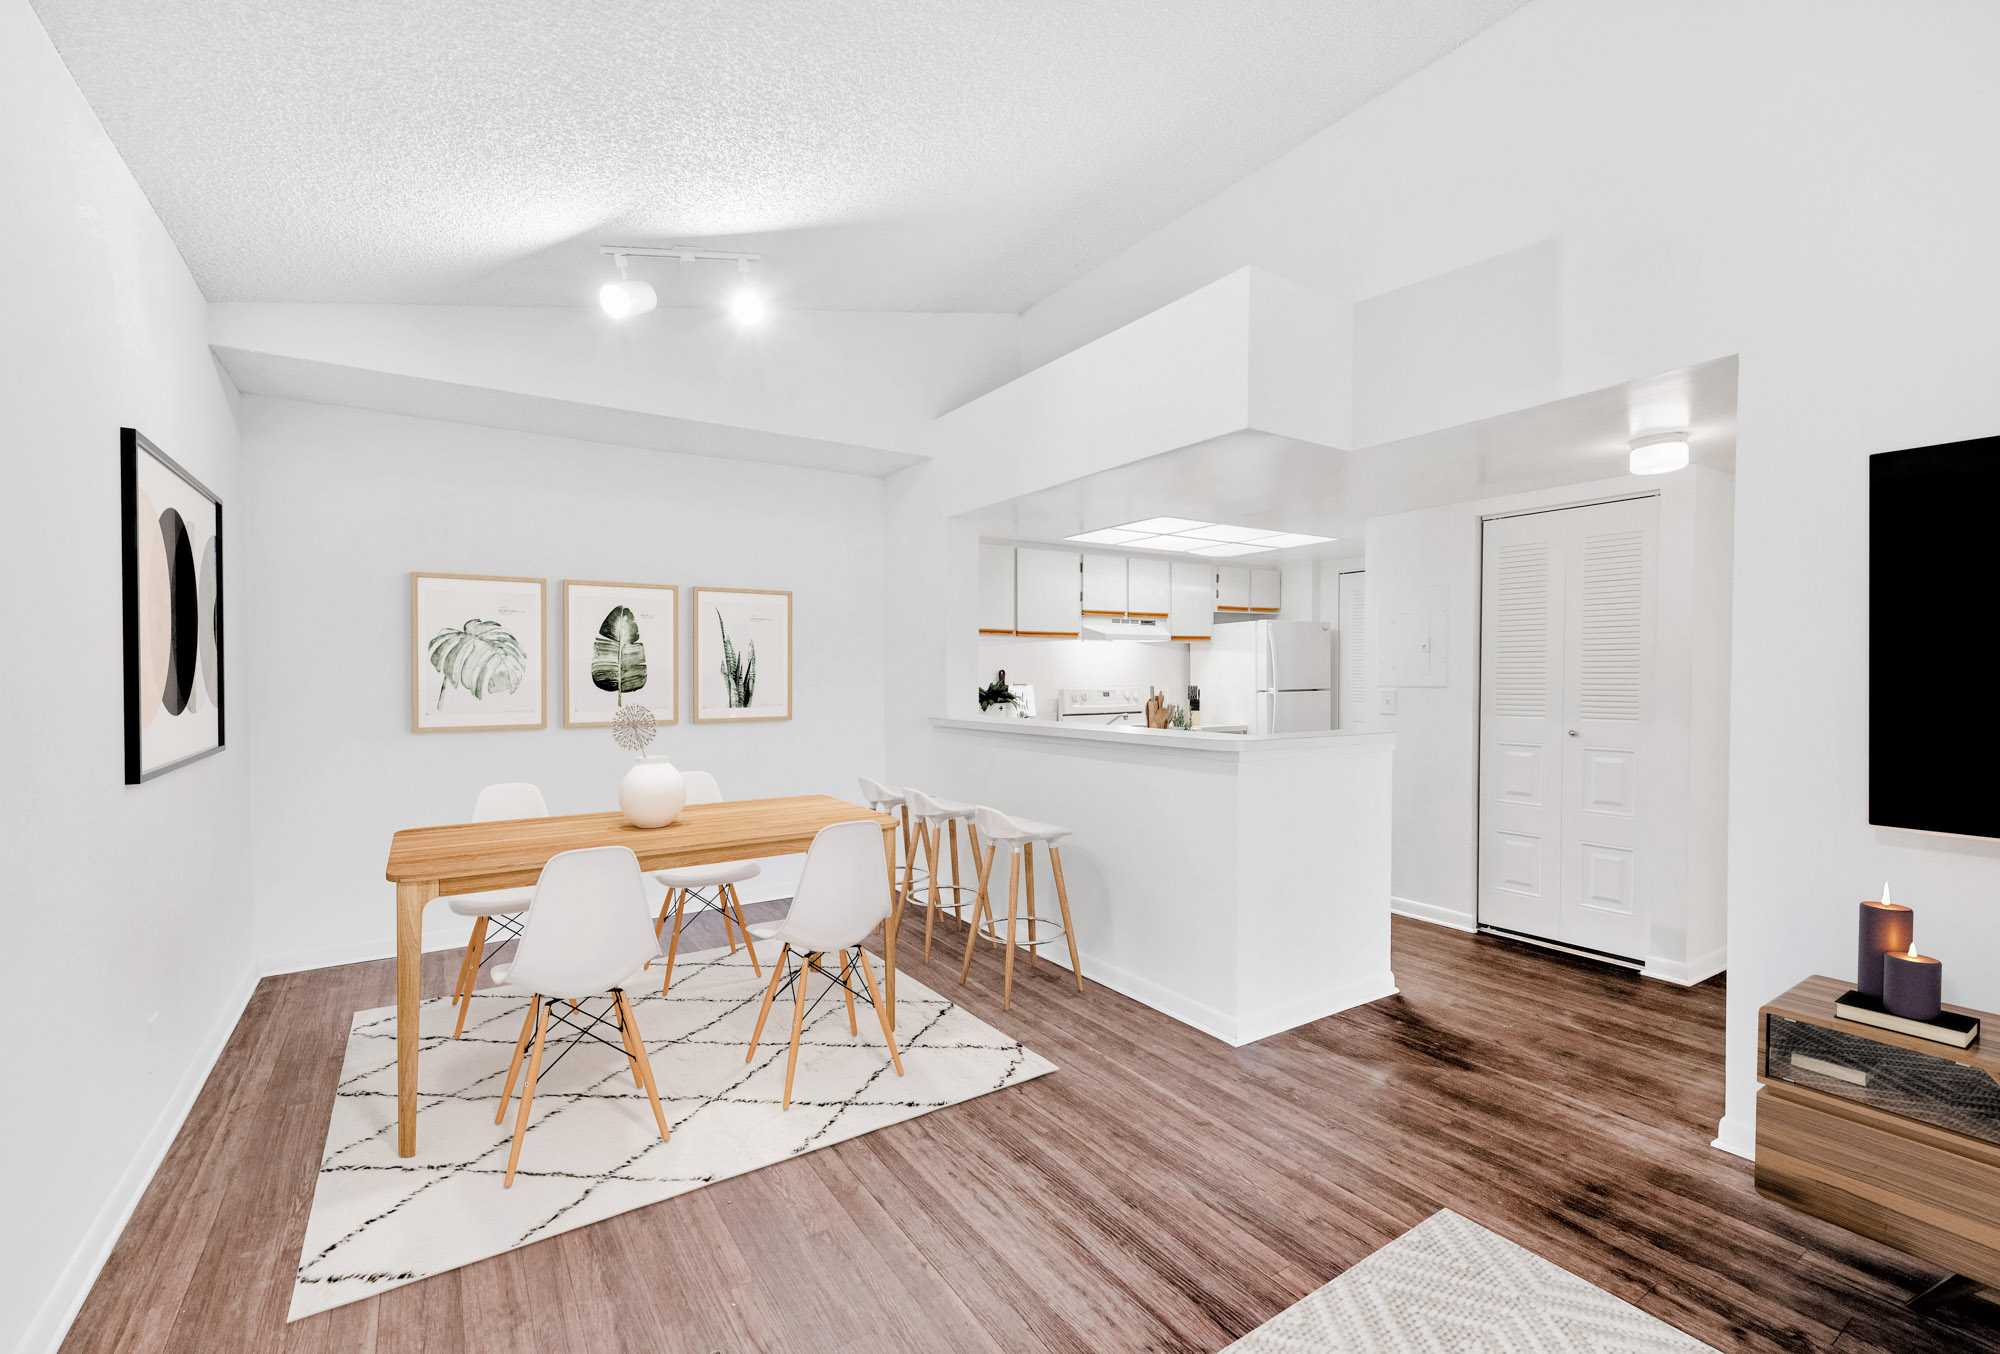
[1379,587,1448,687]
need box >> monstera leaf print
[718,610,757,708]
[590,605,648,706]
[428,619,527,712]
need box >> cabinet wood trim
[1016,630,1080,638]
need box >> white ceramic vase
[618,755,686,828]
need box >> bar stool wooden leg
[837,948,860,1033]
[724,883,761,973]
[855,947,904,1075]
[960,841,997,984]
[1023,841,1039,970]
[661,888,693,994]
[747,944,790,1060]
[495,997,538,1123]
[783,954,811,1108]
[947,819,965,926]
[505,1001,550,1187]
[1002,848,1021,1011]
[923,820,941,961]
[1049,846,1084,993]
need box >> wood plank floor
[60,910,2000,1353]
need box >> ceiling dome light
[599,278,657,320]
[1629,433,1690,475]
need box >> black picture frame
[122,427,225,783]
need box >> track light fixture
[597,244,767,324]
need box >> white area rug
[1223,1210,1718,1353]
[289,943,1054,1320]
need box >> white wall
[0,4,254,1350]
[974,634,1191,717]
[241,397,887,970]
[1007,0,2000,1156]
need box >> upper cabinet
[1127,557,1171,617]
[1081,554,1129,615]
[1016,547,1083,636]
[1169,562,1215,641]
[1250,567,1282,613]
[978,544,1016,633]
[1215,566,1251,611]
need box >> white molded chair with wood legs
[652,771,762,993]
[959,805,1085,1011]
[490,845,671,1187]
[901,788,978,960]
[446,782,549,1038]
[742,820,905,1108]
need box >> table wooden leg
[396,879,438,1158]
[881,822,899,1029]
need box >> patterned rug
[1223,1210,1717,1352]
[289,943,1054,1320]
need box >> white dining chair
[652,771,762,992]
[959,805,1085,1011]
[902,787,978,960]
[446,782,549,1038]
[489,845,671,1187]
[742,820,905,1108]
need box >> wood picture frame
[692,587,792,723]
[410,572,547,733]
[562,580,679,727]
[122,428,225,783]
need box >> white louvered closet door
[1337,570,1372,728]
[1478,496,1658,959]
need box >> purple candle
[1857,899,1914,997]
[1883,950,1943,1022]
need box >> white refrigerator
[1191,620,1336,734]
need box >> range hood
[1081,616,1171,642]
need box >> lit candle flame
[1882,882,1894,907]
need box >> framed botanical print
[692,587,792,723]
[563,580,678,727]
[411,573,546,732]
[122,428,224,783]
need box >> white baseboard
[1391,896,1477,933]
[1642,945,1728,988]
[1712,1108,1755,1161]
[258,914,480,978]
[1233,973,1401,1045]
[1068,951,1397,1047]
[18,962,261,1354]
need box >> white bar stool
[652,771,762,992]
[857,775,925,905]
[902,788,979,960]
[959,806,1085,1010]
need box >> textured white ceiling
[31,0,1523,311]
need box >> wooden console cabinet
[1757,975,2000,1286]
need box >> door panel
[1267,621,1334,691]
[1479,496,1658,959]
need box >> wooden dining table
[384,794,902,1157]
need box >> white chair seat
[975,809,1071,846]
[445,886,534,917]
[489,957,656,994]
[653,859,761,888]
[746,919,786,942]
[912,793,974,821]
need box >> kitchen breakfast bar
[927,718,1396,1045]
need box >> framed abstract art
[692,587,791,723]
[562,579,678,727]
[122,428,224,783]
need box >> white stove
[1056,687,1147,725]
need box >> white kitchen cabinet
[1127,557,1171,617]
[1169,561,1214,641]
[1081,553,1129,614]
[1250,567,1282,612]
[1015,547,1082,636]
[978,544,1016,633]
[1215,566,1251,611]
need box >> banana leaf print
[428,619,526,712]
[718,610,757,708]
[590,605,648,706]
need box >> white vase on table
[619,755,686,828]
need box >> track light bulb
[599,278,657,319]
[728,286,768,326]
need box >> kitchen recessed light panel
[1119,517,1211,534]
[1245,532,1335,549]
[1118,535,1205,552]
[1179,524,1281,543]
[1189,542,1274,557]
[1065,527,1150,545]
